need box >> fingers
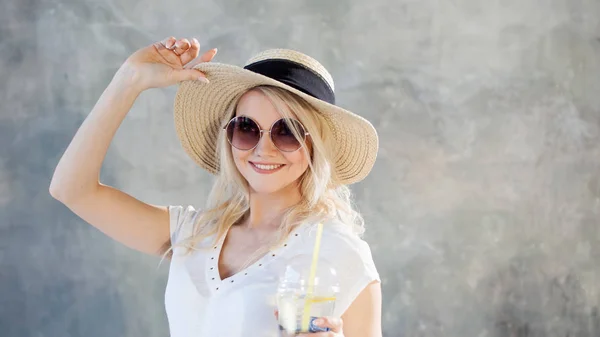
[294,317,342,336]
[169,68,209,83]
[184,48,218,69]
[200,48,218,62]
[154,36,184,65]
[155,37,196,65]
[156,36,217,70]
[179,37,200,65]
[172,38,190,57]
[314,316,343,332]
[156,36,176,51]
[296,332,335,337]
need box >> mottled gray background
[1,0,600,336]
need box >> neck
[244,184,302,231]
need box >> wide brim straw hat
[173,48,378,185]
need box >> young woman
[50,36,382,337]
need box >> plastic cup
[276,255,340,335]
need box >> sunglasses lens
[272,119,306,152]
[226,117,260,150]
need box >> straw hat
[173,49,378,185]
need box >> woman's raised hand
[118,36,217,91]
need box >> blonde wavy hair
[171,85,364,262]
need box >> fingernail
[212,48,218,54]
[197,77,209,83]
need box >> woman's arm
[342,280,383,337]
[49,37,215,255]
[49,71,171,255]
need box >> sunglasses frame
[223,115,310,152]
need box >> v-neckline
[215,225,270,281]
[205,224,305,290]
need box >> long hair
[170,85,364,262]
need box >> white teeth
[254,163,283,170]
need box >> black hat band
[244,59,335,105]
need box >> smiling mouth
[250,162,285,173]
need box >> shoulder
[301,219,375,268]
[295,219,381,316]
[168,205,202,245]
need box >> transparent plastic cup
[276,255,340,336]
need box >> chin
[244,175,290,194]
[248,184,287,195]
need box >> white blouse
[164,205,380,337]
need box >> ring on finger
[164,42,178,51]
[167,44,182,56]
[162,40,183,56]
[162,41,176,50]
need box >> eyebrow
[235,114,291,130]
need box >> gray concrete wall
[1,0,599,336]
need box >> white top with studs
[165,205,380,337]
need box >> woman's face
[231,90,310,196]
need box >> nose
[254,131,278,156]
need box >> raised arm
[49,36,216,255]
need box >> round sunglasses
[224,116,310,152]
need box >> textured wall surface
[2,0,600,336]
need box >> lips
[250,162,285,174]
[254,163,283,170]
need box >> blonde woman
[50,36,382,337]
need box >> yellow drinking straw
[301,222,324,331]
